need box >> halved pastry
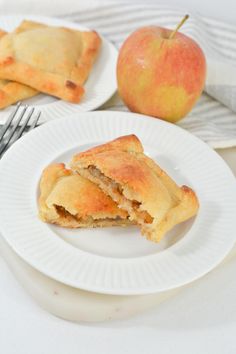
[0,28,37,109]
[0,20,101,103]
[71,135,199,242]
[39,163,131,228]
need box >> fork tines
[0,102,41,157]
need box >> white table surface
[0,1,236,353]
[1,212,236,354]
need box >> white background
[0,1,236,353]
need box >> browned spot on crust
[66,80,77,90]
[181,185,199,208]
[0,56,14,66]
[181,185,194,194]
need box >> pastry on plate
[71,135,199,242]
[0,20,101,103]
[39,163,131,228]
[0,29,37,109]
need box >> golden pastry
[39,163,131,228]
[0,28,37,109]
[71,135,199,242]
[0,20,101,103]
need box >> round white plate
[0,111,235,295]
[0,15,118,124]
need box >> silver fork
[0,102,41,158]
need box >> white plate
[0,111,236,295]
[0,15,118,124]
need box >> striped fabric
[61,3,236,148]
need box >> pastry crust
[78,134,144,158]
[0,20,101,102]
[39,163,131,228]
[71,135,199,242]
[0,28,37,109]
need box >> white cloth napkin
[1,2,236,147]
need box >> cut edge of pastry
[40,204,132,229]
[38,163,133,229]
[76,164,199,241]
[71,135,199,242]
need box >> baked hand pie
[39,163,131,228]
[0,28,37,109]
[71,135,199,242]
[0,20,101,102]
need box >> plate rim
[0,111,236,295]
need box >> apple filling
[83,166,154,225]
[54,204,124,225]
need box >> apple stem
[169,14,189,39]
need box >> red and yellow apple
[117,15,206,122]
